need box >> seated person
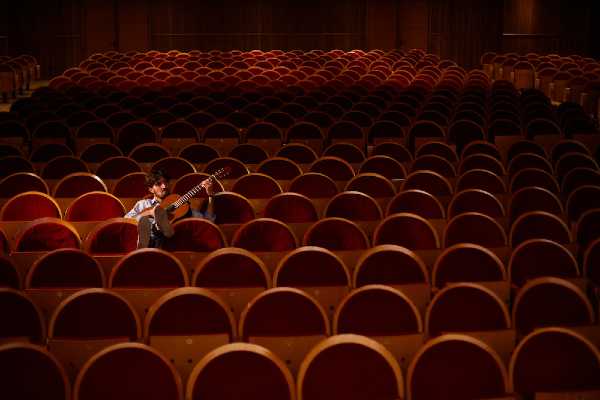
[125,170,216,248]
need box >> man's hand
[201,179,214,196]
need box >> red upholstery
[16,218,80,251]
[1,192,61,221]
[84,219,137,254]
[0,343,70,400]
[65,192,125,222]
[162,218,225,252]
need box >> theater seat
[298,334,404,400]
[48,288,141,381]
[145,287,235,384]
[74,343,182,400]
[0,342,70,400]
[407,334,508,400]
[15,218,81,252]
[239,287,329,375]
[186,343,294,400]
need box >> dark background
[0,0,596,78]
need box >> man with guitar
[124,169,216,248]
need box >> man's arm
[124,200,153,221]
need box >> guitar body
[159,194,190,222]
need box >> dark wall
[2,0,597,78]
[502,0,591,56]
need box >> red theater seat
[144,287,235,384]
[15,218,80,251]
[0,343,70,400]
[161,218,226,252]
[186,343,294,400]
[73,343,181,400]
[64,192,126,222]
[298,334,403,400]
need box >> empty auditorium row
[480,51,600,110]
[2,272,600,399]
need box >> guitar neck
[170,175,215,210]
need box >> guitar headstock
[210,166,231,181]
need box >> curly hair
[145,169,169,188]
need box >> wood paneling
[83,0,116,57]
[2,0,599,79]
[149,0,366,51]
[428,0,503,68]
[118,0,150,52]
[397,0,428,51]
[502,0,591,56]
[366,0,396,50]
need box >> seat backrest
[324,191,383,221]
[298,334,403,400]
[1,191,62,221]
[509,239,579,287]
[0,288,45,342]
[408,334,507,400]
[433,243,506,288]
[374,213,440,249]
[26,248,104,288]
[303,217,369,250]
[82,218,137,254]
[65,192,126,222]
[334,285,422,334]
[53,173,107,198]
[187,343,295,400]
[49,288,140,339]
[509,211,572,247]
[264,192,319,223]
[358,155,407,180]
[232,218,298,252]
[145,287,235,339]
[16,218,81,251]
[401,170,454,197]
[274,246,350,291]
[509,327,600,397]
[74,343,182,400]
[0,172,48,197]
[426,283,510,336]
[448,189,505,218]
[162,218,226,252]
[109,248,188,287]
[231,173,282,199]
[288,172,338,198]
[0,342,70,400]
[512,277,594,334]
[444,212,507,247]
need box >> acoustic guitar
[141,167,231,222]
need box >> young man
[124,170,215,248]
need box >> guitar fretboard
[169,167,228,210]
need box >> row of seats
[3,136,598,180]
[3,237,597,291]
[480,51,600,110]
[4,327,599,400]
[6,78,596,152]
[1,140,597,195]
[6,274,597,343]
[0,205,589,251]
[3,47,599,398]
[0,179,596,243]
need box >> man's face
[149,178,169,200]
